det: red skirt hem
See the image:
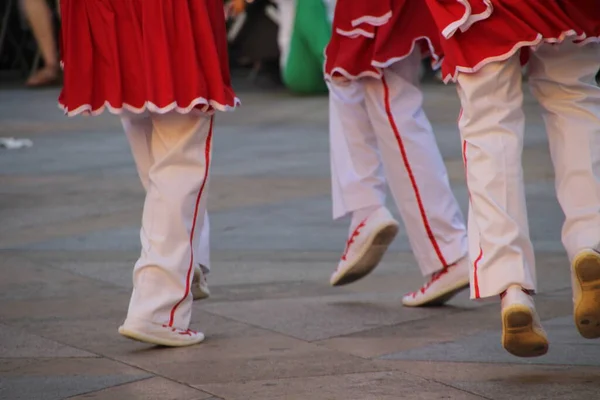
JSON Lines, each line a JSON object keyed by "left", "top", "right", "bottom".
{"left": 325, "top": 37, "right": 441, "bottom": 81}
{"left": 425, "top": 0, "right": 600, "bottom": 82}
{"left": 440, "top": 32, "right": 600, "bottom": 83}
{"left": 58, "top": 0, "right": 238, "bottom": 117}
{"left": 324, "top": 0, "right": 443, "bottom": 81}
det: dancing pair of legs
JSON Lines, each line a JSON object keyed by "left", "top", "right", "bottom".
{"left": 329, "top": 50, "right": 470, "bottom": 306}
{"left": 458, "top": 41, "right": 600, "bottom": 357}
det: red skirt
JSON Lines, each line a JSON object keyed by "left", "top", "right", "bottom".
{"left": 425, "top": 0, "right": 600, "bottom": 82}
{"left": 324, "top": 0, "right": 443, "bottom": 81}
{"left": 58, "top": 0, "right": 239, "bottom": 116}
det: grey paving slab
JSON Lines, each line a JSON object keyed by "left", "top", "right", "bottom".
{"left": 0, "top": 323, "right": 95, "bottom": 358}
{"left": 204, "top": 181, "right": 560, "bottom": 252}
{"left": 7, "top": 309, "right": 276, "bottom": 358}
{"left": 13, "top": 196, "right": 437, "bottom": 253}
{"left": 197, "top": 370, "right": 486, "bottom": 400}
{"left": 8, "top": 180, "right": 562, "bottom": 255}
{"left": 6, "top": 314, "right": 159, "bottom": 357}
{"left": 41, "top": 252, "right": 422, "bottom": 289}
{"left": 201, "top": 291, "right": 463, "bottom": 341}
{"left": 40, "top": 260, "right": 134, "bottom": 289}
{"left": 111, "top": 332, "right": 390, "bottom": 386}
{"left": 0, "top": 197, "right": 139, "bottom": 234}
{"left": 381, "top": 316, "right": 600, "bottom": 366}
{"left": 392, "top": 361, "right": 600, "bottom": 400}
{"left": 0, "top": 289, "right": 129, "bottom": 321}
{"left": 317, "top": 291, "right": 573, "bottom": 358}
{"left": 0, "top": 359, "right": 39, "bottom": 373}
{"left": 0, "top": 254, "right": 125, "bottom": 302}
{"left": 0, "top": 133, "right": 132, "bottom": 175}
{"left": 0, "top": 357, "right": 150, "bottom": 400}
{"left": 210, "top": 125, "right": 331, "bottom": 178}
{"left": 68, "top": 377, "right": 214, "bottom": 400}
{"left": 2, "top": 258, "right": 127, "bottom": 317}
{"left": 14, "top": 226, "right": 143, "bottom": 251}
{"left": 0, "top": 376, "right": 145, "bottom": 400}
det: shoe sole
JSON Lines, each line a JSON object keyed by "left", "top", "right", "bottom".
{"left": 573, "top": 250, "right": 600, "bottom": 339}
{"left": 118, "top": 326, "right": 205, "bottom": 347}
{"left": 403, "top": 280, "right": 470, "bottom": 307}
{"left": 501, "top": 304, "right": 548, "bottom": 358}
{"left": 331, "top": 223, "right": 399, "bottom": 286}
{"left": 192, "top": 266, "right": 210, "bottom": 301}
{"left": 191, "top": 285, "right": 210, "bottom": 301}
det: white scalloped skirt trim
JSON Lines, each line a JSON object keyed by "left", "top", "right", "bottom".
{"left": 335, "top": 27, "right": 375, "bottom": 39}
{"left": 442, "top": 31, "right": 600, "bottom": 83}
{"left": 59, "top": 97, "right": 241, "bottom": 117}
{"left": 324, "top": 36, "right": 442, "bottom": 82}
{"left": 336, "top": 11, "right": 393, "bottom": 39}
{"left": 351, "top": 11, "right": 393, "bottom": 28}
{"left": 441, "top": 0, "right": 493, "bottom": 39}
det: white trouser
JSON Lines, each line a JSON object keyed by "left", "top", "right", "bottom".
{"left": 123, "top": 115, "right": 211, "bottom": 273}
{"left": 329, "top": 49, "right": 468, "bottom": 276}
{"left": 121, "top": 112, "right": 213, "bottom": 329}
{"left": 457, "top": 41, "right": 600, "bottom": 299}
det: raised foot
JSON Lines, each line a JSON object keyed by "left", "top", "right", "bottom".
{"left": 502, "top": 304, "right": 548, "bottom": 358}
{"left": 572, "top": 249, "right": 600, "bottom": 339}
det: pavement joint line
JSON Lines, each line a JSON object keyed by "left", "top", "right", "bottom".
{"left": 62, "top": 376, "right": 225, "bottom": 400}
{"left": 62, "top": 376, "right": 155, "bottom": 399}
{"left": 194, "top": 369, "right": 407, "bottom": 388}
{"left": 388, "top": 359, "right": 600, "bottom": 368}
{"left": 425, "top": 377, "right": 492, "bottom": 400}
{"left": 0, "top": 252, "right": 132, "bottom": 292}
{"left": 0, "top": 320, "right": 217, "bottom": 398}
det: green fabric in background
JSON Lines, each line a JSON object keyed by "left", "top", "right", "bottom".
{"left": 282, "top": 0, "right": 332, "bottom": 94}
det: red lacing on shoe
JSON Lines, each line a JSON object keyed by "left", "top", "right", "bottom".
{"left": 407, "top": 263, "right": 454, "bottom": 299}
{"left": 499, "top": 287, "right": 535, "bottom": 300}
{"left": 340, "top": 219, "right": 367, "bottom": 262}
{"left": 161, "top": 324, "right": 197, "bottom": 336}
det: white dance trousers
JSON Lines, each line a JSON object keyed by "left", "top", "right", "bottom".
{"left": 121, "top": 111, "right": 213, "bottom": 328}
{"left": 457, "top": 41, "right": 600, "bottom": 299}
{"left": 329, "top": 50, "right": 468, "bottom": 276}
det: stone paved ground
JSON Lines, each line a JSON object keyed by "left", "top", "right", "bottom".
{"left": 1, "top": 81, "right": 599, "bottom": 400}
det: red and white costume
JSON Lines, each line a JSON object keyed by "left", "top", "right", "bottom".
{"left": 59, "top": 0, "right": 238, "bottom": 346}
{"left": 325, "top": 0, "right": 470, "bottom": 306}
{"left": 425, "top": 0, "right": 600, "bottom": 356}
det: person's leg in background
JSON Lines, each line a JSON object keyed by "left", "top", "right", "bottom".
{"left": 21, "top": 0, "right": 60, "bottom": 86}
{"left": 122, "top": 114, "right": 211, "bottom": 302}
{"left": 192, "top": 214, "right": 211, "bottom": 300}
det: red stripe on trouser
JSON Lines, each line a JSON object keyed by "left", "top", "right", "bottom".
{"left": 168, "top": 116, "right": 213, "bottom": 327}
{"left": 381, "top": 75, "right": 448, "bottom": 267}
{"left": 461, "top": 132, "right": 481, "bottom": 298}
